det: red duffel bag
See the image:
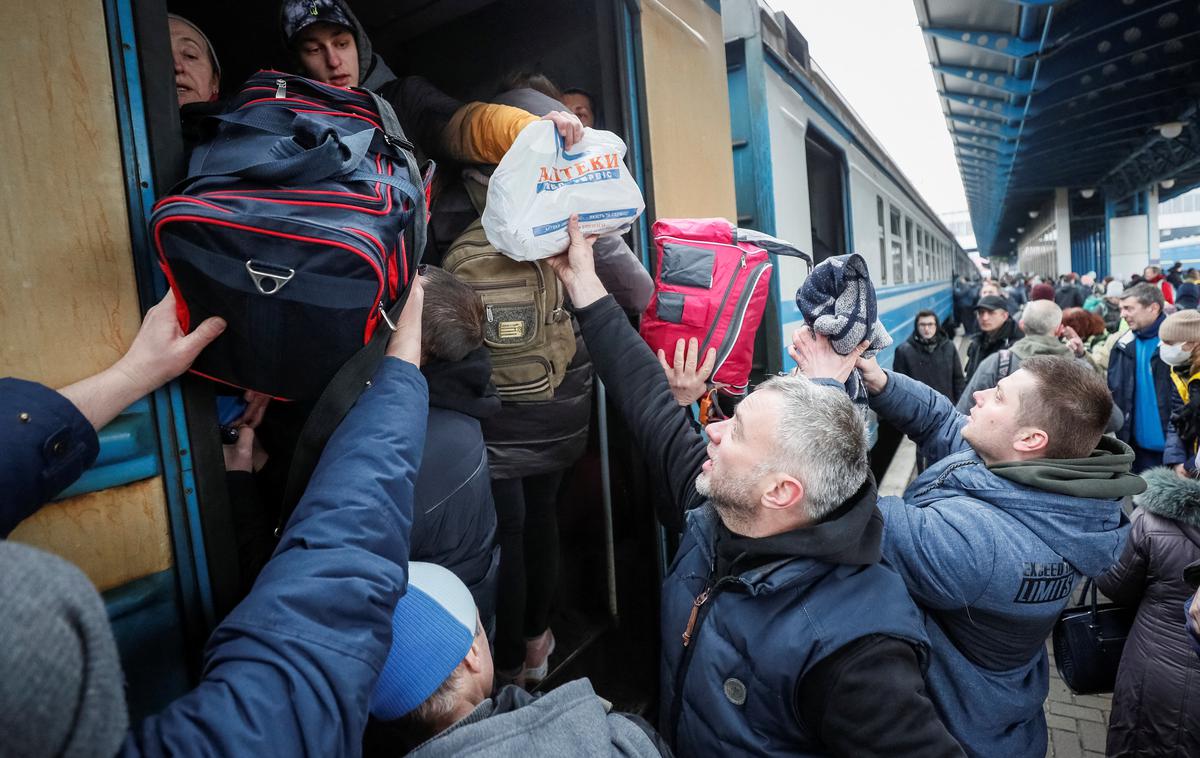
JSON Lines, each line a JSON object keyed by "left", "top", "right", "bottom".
{"left": 639, "top": 218, "right": 809, "bottom": 396}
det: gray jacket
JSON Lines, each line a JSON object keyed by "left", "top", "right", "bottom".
{"left": 407, "top": 679, "right": 666, "bottom": 757}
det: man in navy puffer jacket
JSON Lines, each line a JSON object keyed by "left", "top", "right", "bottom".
{"left": 550, "top": 218, "right": 963, "bottom": 757}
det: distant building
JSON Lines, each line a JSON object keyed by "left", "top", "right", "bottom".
{"left": 941, "top": 209, "right": 990, "bottom": 277}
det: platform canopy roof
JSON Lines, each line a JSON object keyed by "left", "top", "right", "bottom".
{"left": 914, "top": 0, "right": 1200, "bottom": 258}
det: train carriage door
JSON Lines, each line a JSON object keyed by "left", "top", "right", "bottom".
{"left": 636, "top": 0, "right": 737, "bottom": 220}
{"left": 804, "top": 128, "right": 847, "bottom": 264}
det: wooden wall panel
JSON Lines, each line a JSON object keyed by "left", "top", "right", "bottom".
{"left": 0, "top": 2, "right": 176, "bottom": 588}
{"left": 9, "top": 479, "right": 174, "bottom": 592}
{"left": 0, "top": 0, "right": 143, "bottom": 387}
{"left": 639, "top": 0, "right": 738, "bottom": 221}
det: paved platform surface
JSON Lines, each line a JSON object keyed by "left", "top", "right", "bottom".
{"left": 1043, "top": 641, "right": 1111, "bottom": 758}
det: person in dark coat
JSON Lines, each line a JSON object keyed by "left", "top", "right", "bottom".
{"left": 953, "top": 277, "right": 980, "bottom": 335}
{"left": 1174, "top": 269, "right": 1199, "bottom": 310}
{"left": 454, "top": 86, "right": 653, "bottom": 687}
{"left": 892, "top": 309, "right": 964, "bottom": 403}
{"left": 551, "top": 218, "right": 964, "bottom": 758}
{"left": 1054, "top": 274, "right": 1085, "bottom": 310}
{"left": 410, "top": 267, "right": 503, "bottom": 630}
{"left": 1096, "top": 467, "right": 1200, "bottom": 758}
{"left": 964, "top": 295, "right": 1023, "bottom": 381}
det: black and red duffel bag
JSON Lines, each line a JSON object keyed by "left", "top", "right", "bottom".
{"left": 151, "top": 70, "right": 429, "bottom": 401}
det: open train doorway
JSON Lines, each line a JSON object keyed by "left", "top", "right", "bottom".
{"left": 804, "top": 128, "right": 847, "bottom": 264}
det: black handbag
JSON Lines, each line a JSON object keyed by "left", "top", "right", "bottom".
{"left": 1052, "top": 579, "right": 1136, "bottom": 695}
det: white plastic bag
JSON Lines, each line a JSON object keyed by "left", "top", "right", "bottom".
{"left": 482, "top": 121, "right": 645, "bottom": 261}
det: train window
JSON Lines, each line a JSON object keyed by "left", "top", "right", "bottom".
{"left": 889, "top": 206, "right": 903, "bottom": 283}
{"left": 904, "top": 217, "right": 915, "bottom": 281}
{"left": 876, "top": 196, "right": 887, "bottom": 285}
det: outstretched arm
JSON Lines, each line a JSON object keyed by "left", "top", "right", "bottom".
{"left": 125, "top": 280, "right": 430, "bottom": 757}
{"left": 2, "top": 291, "right": 224, "bottom": 536}
{"left": 549, "top": 217, "right": 706, "bottom": 534}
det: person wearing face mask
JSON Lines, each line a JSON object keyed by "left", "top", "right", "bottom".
{"left": 1160, "top": 310, "right": 1200, "bottom": 476}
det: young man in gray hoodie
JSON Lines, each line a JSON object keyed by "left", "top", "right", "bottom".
{"left": 795, "top": 334, "right": 1145, "bottom": 758}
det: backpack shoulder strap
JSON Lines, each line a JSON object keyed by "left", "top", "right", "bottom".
{"left": 278, "top": 89, "right": 428, "bottom": 525}
{"left": 997, "top": 350, "right": 1013, "bottom": 380}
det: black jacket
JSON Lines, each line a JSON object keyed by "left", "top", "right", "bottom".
{"left": 414, "top": 348, "right": 502, "bottom": 624}
{"left": 964, "top": 318, "right": 1023, "bottom": 381}
{"left": 893, "top": 331, "right": 966, "bottom": 403}
{"left": 1054, "top": 283, "right": 1085, "bottom": 310}
{"left": 575, "top": 295, "right": 964, "bottom": 758}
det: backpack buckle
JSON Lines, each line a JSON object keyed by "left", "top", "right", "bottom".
{"left": 245, "top": 260, "right": 295, "bottom": 295}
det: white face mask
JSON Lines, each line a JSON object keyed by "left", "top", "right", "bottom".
{"left": 1159, "top": 342, "right": 1193, "bottom": 367}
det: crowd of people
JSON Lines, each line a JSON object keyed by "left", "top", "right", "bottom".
{"left": 5, "top": 1, "right": 1200, "bottom": 756}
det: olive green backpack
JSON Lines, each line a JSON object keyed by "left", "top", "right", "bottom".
{"left": 442, "top": 181, "right": 576, "bottom": 401}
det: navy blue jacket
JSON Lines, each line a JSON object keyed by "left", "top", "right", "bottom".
{"left": 0, "top": 378, "right": 100, "bottom": 537}
{"left": 576, "top": 296, "right": 962, "bottom": 757}
{"left": 414, "top": 349, "right": 501, "bottom": 627}
{"left": 1108, "top": 329, "right": 1174, "bottom": 448}
{"left": 122, "top": 359, "right": 428, "bottom": 756}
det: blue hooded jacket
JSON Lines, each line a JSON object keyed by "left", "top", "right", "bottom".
{"left": 870, "top": 371, "right": 1141, "bottom": 757}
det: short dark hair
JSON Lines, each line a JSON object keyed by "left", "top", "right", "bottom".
{"left": 1120, "top": 282, "right": 1165, "bottom": 311}
{"left": 500, "top": 71, "right": 563, "bottom": 102}
{"left": 914, "top": 309, "right": 938, "bottom": 325}
{"left": 1017, "top": 356, "right": 1111, "bottom": 458}
{"left": 420, "top": 267, "right": 484, "bottom": 363}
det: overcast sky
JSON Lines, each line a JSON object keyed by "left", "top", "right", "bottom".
{"left": 772, "top": 0, "right": 969, "bottom": 216}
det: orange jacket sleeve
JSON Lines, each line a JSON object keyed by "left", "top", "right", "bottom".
{"left": 444, "top": 103, "right": 539, "bottom": 164}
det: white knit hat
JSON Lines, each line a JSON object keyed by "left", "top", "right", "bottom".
{"left": 1106, "top": 280, "right": 1124, "bottom": 297}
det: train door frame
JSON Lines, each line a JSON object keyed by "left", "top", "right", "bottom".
{"left": 801, "top": 122, "right": 853, "bottom": 265}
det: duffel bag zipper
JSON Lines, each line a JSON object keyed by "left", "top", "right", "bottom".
{"left": 711, "top": 261, "right": 771, "bottom": 374}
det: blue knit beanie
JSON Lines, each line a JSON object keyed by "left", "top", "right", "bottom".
{"left": 371, "top": 562, "right": 478, "bottom": 720}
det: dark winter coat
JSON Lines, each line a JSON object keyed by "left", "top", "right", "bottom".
{"left": 892, "top": 330, "right": 965, "bottom": 403}
{"left": 1054, "top": 283, "right": 1085, "bottom": 311}
{"left": 1163, "top": 369, "right": 1200, "bottom": 472}
{"left": 414, "top": 349, "right": 502, "bottom": 625}
{"left": 1174, "top": 281, "right": 1199, "bottom": 310}
{"left": 1095, "top": 467, "right": 1200, "bottom": 758}
{"left": 964, "top": 318, "right": 1023, "bottom": 381}
{"left": 1108, "top": 328, "right": 1175, "bottom": 447}
{"left": 576, "top": 296, "right": 964, "bottom": 758}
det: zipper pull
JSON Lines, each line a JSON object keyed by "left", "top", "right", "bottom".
{"left": 682, "top": 587, "right": 712, "bottom": 647}
{"left": 740, "top": 252, "right": 747, "bottom": 269}
{"left": 275, "top": 78, "right": 287, "bottom": 99}
{"left": 486, "top": 304, "right": 495, "bottom": 322}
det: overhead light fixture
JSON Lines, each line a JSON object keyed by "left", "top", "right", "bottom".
{"left": 1159, "top": 122, "right": 1184, "bottom": 139}
{"left": 1010, "top": 237, "right": 1016, "bottom": 242}
{"left": 1028, "top": 210, "right": 1040, "bottom": 219}
{"left": 1080, "top": 188, "right": 1096, "bottom": 199}
{"left": 1161, "top": 178, "right": 1176, "bottom": 189}
{"left": 1017, "top": 227, "right": 1025, "bottom": 233}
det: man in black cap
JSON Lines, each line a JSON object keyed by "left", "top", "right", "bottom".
{"left": 278, "top": 0, "right": 582, "bottom": 166}
{"left": 964, "top": 295, "right": 1023, "bottom": 382}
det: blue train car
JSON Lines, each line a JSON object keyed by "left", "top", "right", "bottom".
{"left": 722, "top": 0, "right": 975, "bottom": 379}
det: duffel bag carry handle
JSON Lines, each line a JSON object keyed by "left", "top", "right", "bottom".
{"left": 277, "top": 89, "right": 428, "bottom": 528}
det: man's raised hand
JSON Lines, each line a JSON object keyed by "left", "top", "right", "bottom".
{"left": 546, "top": 214, "right": 606, "bottom": 307}
{"left": 787, "top": 326, "right": 869, "bottom": 384}
{"left": 658, "top": 338, "right": 717, "bottom": 407}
